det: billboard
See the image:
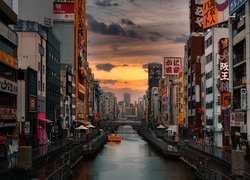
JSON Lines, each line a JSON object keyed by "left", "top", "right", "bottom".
{"left": 163, "top": 57, "right": 182, "bottom": 75}
{"left": 148, "top": 63, "right": 162, "bottom": 88}
{"left": 53, "top": 2, "right": 74, "bottom": 21}
{"left": 229, "top": 0, "right": 247, "bottom": 15}
{"left": 203, "top": 0, "right": 229, "bottom": 29}
{"left": 190, "top": 0, "right": 204, "bottom": 32}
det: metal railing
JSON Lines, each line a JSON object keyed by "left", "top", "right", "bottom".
{"left": 188, "top": 140, "right": 231, "bottom": 164}
{"left": 32, "top": 138, "right": 69, "bottom": 160}
{"left": 197, "top": 165, "right": 233, "bottom": 180}
{"left": 139, "top": 129, "right": 178, "bottom": 154}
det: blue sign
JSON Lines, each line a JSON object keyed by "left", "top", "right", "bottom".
{"left": 229, "top": 0, "right": 247, "bottom": 15}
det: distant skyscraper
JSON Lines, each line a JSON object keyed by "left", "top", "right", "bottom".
{"left": 124, "top": 93, "right": 131, "bottom": 107}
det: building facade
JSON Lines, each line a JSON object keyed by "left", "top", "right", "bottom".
{"left": 0, "top": 0, "right": 18, "bottom": 160}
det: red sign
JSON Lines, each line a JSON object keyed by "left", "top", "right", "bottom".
{"left": 29, "top": 96, "right": 36, "bottom": 112}
{"left": 163, "top": 57, "right": 181, "bottom": 75}
{"left": 53, "top": 3, "right": 74, "bottom": 21}
{"left": 223, "top": 110, "right": 231, "bottom": 136}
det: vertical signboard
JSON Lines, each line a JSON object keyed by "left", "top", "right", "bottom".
{"left": 148, "top": 63, "right": 162, "bottom": 88}
{"left": 163, "top": 57, "right": 182, "bottom": 76}
{"left": 190, "top": 0, "right": 204, "bottom": 32}
{"left": 229, "top": 0, "right": 247, "bottom": 15}
{"left": 240, "top": 88, "right": 246, "bottom": 109}
{"left": 219, "top": 38, "right": 231, "bottom": 137}
{"left": 203, "top": 0, "right": 229, "bottom": 29}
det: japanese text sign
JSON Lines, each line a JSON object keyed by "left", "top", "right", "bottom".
{"left": 190, "top": 0, "right": 204, "bottom": 32}
{"left": 203, "top": 0, "right": 229, "bottom": 29}
{"left": 229, "top": 0, "right": 247, "bottom": 15}
{"left": 163, "top": 57, "right": 182, "bottom": 75}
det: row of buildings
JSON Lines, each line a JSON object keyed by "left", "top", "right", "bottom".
{"left": 0, "top": 0, "right": 110, "bottom": 162}
{"left": 137, "top": 0, "right": 250, "bottom": 150}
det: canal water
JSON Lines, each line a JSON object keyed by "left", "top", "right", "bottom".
{"left": 73, "top": 126, "right": 195, "bottom": 180}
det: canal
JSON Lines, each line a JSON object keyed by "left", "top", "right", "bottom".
{"left": 73, "top": 126, "right": 195, "bottom": 180}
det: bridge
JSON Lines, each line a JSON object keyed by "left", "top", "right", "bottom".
{"left": 104, "top": 119, "right": 142, "bottom": 126}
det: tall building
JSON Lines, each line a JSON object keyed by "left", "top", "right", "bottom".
{"left": 0, "top": 0, "right": 18, "bottom": 159}
{"left": 123, "top": 93, "right": 131, "bottom": 107}
{"left": 148, "top": 63, "right": 162, "bottom": 128}
{"left": 15, "top": 21, "right": 49, "bottom": 145}
{"left": 229, "top": 1, "right": 250, "bottom": 147}
{"left": 204, "top": 27, "right": 228, "bottom": 147}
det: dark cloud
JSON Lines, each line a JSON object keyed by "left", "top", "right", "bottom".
{"left": 95, "top": 0, "right": 119, "bottom": 6}
{"left": 149, "top": 31, "right": 164, "bottom": 42}
{"left": 127, "top": 30, "right": 143, "bottom": 39}
{"left": 100, "top": 79, "right": 118, "bottom": 85}
{"left": 96, "top": 63, "right": 116, "bottom": 71}
{"left": 121, "top": 18, "right": 135, "bottom": 26}
{"left": 87, "top": 14, "right": 142, "bottom": 40}
{"left": 87, "top": 14, "right": 125, "bottom": 36}
{"left": 174, "top": 34, "right": 188, "bottom": 43}
{"left": 149, "top": 31, "right": 164, "bottom": 38}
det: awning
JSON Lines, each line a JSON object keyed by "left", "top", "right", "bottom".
{"left": 86, "top": 124, "right": 95, "bottom": 128}
{"left": 75, "top": 125, "right": 88, "bottom": 130}
{"left": 74, "top": 120, "right": 90, "bottom": 125}
{"left": 157, "top": 125, "right": 165, "bottom": 129}
{"left": 39, "top": 118, "right": 53, "bottom": 124}
{"left": 166, "top": 125, "right": 178, "bottom": 132}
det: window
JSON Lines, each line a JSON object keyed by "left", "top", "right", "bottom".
{"left": 206, "top": 71, "right": 212, "bottom": 79}
{"left": 205, "top": 36, "right": 212, "bottom": 48}
{"left": 206, "top": 101, "right": 213, "bottom": 109}
{"left": 206, "top": 53, "right": 212, "bottom": 64}
{"left": 206, "top": 87, "right": 213, "bottom": 94}
{"left": 42, "top": 82, "right": 45, "bottom": 92}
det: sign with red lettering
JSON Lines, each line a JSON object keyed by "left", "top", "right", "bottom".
{"left": 163, "top": 57, "right": 182, "bottom": 75}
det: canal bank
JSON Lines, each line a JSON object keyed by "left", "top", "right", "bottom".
{"left": 73, "top": 126, "right": 195, "bottom": 180}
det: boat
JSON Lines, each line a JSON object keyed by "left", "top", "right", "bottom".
{"left": 107, "top": 134, "right": 121, "bottom": 142}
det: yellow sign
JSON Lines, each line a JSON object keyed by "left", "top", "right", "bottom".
{"left": 0, "top": 49, "right": 17, "bottom": 69}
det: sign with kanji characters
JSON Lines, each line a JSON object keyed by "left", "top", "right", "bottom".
{"left": 218, "top": 38, "right": 230, "bottom": 92}
{"left": 203, "top": 0, "right": 229, "bottom": 29}
{"left": 163, "top": 57, "right": 182, "bottom": 75}
{"left": 190, "top": 0, "right": 204, "bottom": 32}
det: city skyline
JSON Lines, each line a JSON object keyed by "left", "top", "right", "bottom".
{"left": 86, "top": 0, "right": 189, "bottom": 101}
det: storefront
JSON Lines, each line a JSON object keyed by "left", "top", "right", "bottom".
{"left": 37, "top": 112, "right": 53, "bottom": 145}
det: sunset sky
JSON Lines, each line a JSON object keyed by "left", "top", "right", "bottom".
{"left": 86, "top": 0, "right": 189, "bottom": 102}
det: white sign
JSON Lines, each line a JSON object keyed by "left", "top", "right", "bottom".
{"left": 163, "top": 57, "right": 182, "bottom": 75}
{"left": 0, "top": 77, "right": 17, "bottom": 95}
{"left": 241, "top": 88, "right": 247, "bottom": 109}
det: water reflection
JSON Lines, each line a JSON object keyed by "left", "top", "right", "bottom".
{"left": 73, "top": 126, "right": 194, "bottom": 180}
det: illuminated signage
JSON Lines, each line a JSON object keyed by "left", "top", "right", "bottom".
{"left": 190, "top": 0, "right": 204, "bottom": 32}
{"left": 0, "top": 49, "right": 17, "bottom": 69}
{"left": 0, "top": 107, "right": 17, "bottom": 120}
{"left": 53, "top": 2, "right": 74, "bottom": 21}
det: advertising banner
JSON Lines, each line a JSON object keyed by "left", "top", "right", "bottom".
{"left": 240, "top": 88, "right": 247, "bottom": 109}
{"left": 223, "top": 110, "right": 231, "bottom": 136}
{"left": 163, "top": 57, "right": 182, "bottom": 75}
{"left": 29, "top": 96, "right": 37, "bottom": 112}
{"left": 203, "top": 0, "right": 229, "bottom": 29}
{"left": 0, "top": 49, "right": 17, "bottom": 69}
{"left": 229, "top": 0, "right": 247, "bottom": 15}
{"left": 53, "top": 3, "right": 74, "bottom": 21}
